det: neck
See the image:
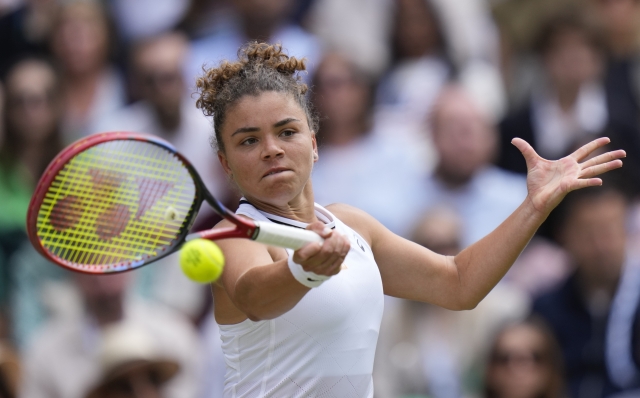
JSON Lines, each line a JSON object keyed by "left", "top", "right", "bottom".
{"left": 242, "top": 20, "right": 277, "bottom": 42}
{"left": 554, "top": 84, "right": 580, "bottom": 112}
{"left": 434, "top": 165, "right": 473, "bottom": 189}
{"left": 19, "top": 143, "right": 48, "bottom": 181}
{"left": 244, "top": 183, "right": 317, "bottom": 223}
{"left": 87, "top": 296, "right": 124, "bottom": 327}
{"left": 154, "top": 104, "right": 182, "bottom": 132}
{"left": 321, "top": 119, "right": 368, "bottom": 146}
{"left": 577, "top": 271, "right": 619, "bottom": 314}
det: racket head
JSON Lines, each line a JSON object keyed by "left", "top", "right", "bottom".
{"left": 27, "top": 132, "right": 207, "bottom": 274}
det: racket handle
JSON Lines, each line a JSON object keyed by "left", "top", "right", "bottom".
{"left": 253, "top": 221, "right": 324, "bottom": 250}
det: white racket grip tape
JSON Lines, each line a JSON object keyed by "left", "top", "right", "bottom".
{"left": 253, "top": 221, "right": 324, "bottom": 250}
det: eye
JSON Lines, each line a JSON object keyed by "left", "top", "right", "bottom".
{"left": 280, "top": 129, "right": 296, "bottom": 138}
{"left": 240, "top": 137, "right": 258, "bottom": 146}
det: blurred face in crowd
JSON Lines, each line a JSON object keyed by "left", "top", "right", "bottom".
{"left": 75, "top": 273, "right": 130, "bottom": 325}
{"left": 5, "top": 60, "right": 60, "bottom": 146}
{"left": 313, "top": 53, "right": 371, "bottom": 135}
{"left": 560, "top": 191, "right": 627, "bottom": 285}
{"left": 133, "top": 33, "right": 188, "bottom": 115}
{"left": 543, "top": 28, "right": 603, "bottom": 92}
{"left": 51, "top": 1, "right": 110, "bottom": 76}
{"left": 487, "top": 324, "right": 557, "bottom": 398}
{"left": 394, "top": 0, "right": 441, "bottom": 59}
{"left": 232, "top": 0, "right": 293, "bottom": 36}
{"left": 431, "top": 87, "right": 496, "bottom": 185}
{"left": 411, "top": 207, "right": 461, "bottom": 256}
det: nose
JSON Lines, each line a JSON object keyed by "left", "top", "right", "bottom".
{"left": 261, "top": 135, "right": 284, "bottom": 160}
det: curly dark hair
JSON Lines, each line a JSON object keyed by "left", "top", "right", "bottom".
{"left": 195, "top": 42, "right": 319, "bottom": 152}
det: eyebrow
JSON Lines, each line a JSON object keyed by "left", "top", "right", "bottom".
{"left": 231, "top": 118, "right": 301, "bottom": 136}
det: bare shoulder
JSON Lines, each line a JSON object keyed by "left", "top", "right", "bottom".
{"left": 325, "top": 203, "right": 385, "bottom": 246}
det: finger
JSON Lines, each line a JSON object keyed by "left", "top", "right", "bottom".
{"left": 306, "top": 221, "right": 333, "bottom": 239}
{"left": 293, "top": 242, "right": 322, "bottom": 264}
{"left": 569, "top": 137, "right": 611, "bottom": 162}
{"left": 317, "top": 232, "right": 348, "bottom": 269}
{"left": 580, "top": 159, "right": 623, "bottom": 179}
{"left": 511, "top": 138, "right": 541, "bottom": 170}
{"left": 580, "top": 149, "right": 626, "bottom": 169}
{"left": 311, "top": 232, "right": 350, "bottom": 275}
{"left": 570, "top": 178, "right": 603, "bottom": 191}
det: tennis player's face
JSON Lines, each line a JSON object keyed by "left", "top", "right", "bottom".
{"left": 218, "top": 91, "right": 317, "bottom": 206}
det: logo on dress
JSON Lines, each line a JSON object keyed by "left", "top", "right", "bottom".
{"left": 354, "top": 234, "right": 365, "bottom": 252}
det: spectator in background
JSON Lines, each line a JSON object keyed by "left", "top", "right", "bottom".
{"left": 484, "top": 318, "right": 565, "bottom": 398}
{"left": 186, "top": 0, "right": 321, "bottom": 86}
{"left": 20, "top": 273, "right": 202, "bottom": 398}
{"left": 83, "top": 323, "right": 180, "bottom": 398}
{"left": 590, "top": 0, "right": 640, "bottom": 196}
{"left": 0, "top": 340, "right": 19, "bottom": 398}
{"left": 499, "top": 11, "right": 608, "bottom": 174}
{"left": 305, "top": 0, "right": 392, "bottom": 77}
{"left": 593, "top": 0, "right": 640, "bottom": 131}
{"left": 374, "top": 207, "right": 529, "bottom": 398}
{"left": 91, "top": 31, "right": 229, "bottom": 319}
{"left": 310, "top": 52, "right": 425, "bottom": 237}
{"left": 533, "top": 186, "right": 640, "bottom": 398}
{"left": 0, "top": 57, "right": 62, "bottom": 236}
{"left": 93, "top": 32, "right": 228, "bottom": 201}
{"left": 51, "top": 0, "right": 126, "bottom": 144}
{"left": 0, "top": 58, "right": 63, "bottom": 308}
{"left": 413, "top": 85, "right": 528, "bottom": 247}
{"left": 376, "top": 0, "right": 451, "bottom": 123}
{"left": 0, "top": 0, "right": 57, "bottom": 76}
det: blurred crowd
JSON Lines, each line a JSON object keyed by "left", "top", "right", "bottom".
{"left": 1, "top": 0, "right": 640, "bottom": 397}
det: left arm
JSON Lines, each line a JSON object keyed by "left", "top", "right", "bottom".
{"left": 335, "top": 137, "right": 625, "bottom": 310}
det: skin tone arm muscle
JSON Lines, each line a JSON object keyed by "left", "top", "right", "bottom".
{"left": 333, "top": 137, "right": 626, "bottom": 310}
{"left": 213, "top": 219, "right": 349, "bottom": 323}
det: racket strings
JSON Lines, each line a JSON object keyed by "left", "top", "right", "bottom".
{"left": 36, "top": 140, "right": 198, "bottom": 271}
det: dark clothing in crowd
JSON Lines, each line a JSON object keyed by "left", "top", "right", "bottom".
{"left": 0, "top": 6, "right": 48, "bottom": 77}
{"left": 533, "top": 273, "right": 640, "bottom": 398}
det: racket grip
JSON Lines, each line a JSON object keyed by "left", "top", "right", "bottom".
{"left": 253, "top": 221, "right": 324, "bottom": 250}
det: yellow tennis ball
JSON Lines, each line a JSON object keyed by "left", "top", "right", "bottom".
{"left": 179, "top": 239, "right": 225, "bottom": 284}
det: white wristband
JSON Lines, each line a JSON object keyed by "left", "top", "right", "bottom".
{"left": 287, "top": 256, "right": 331, "bottom": 288}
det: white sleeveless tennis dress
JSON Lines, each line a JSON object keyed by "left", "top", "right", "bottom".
{"left": 218, "top": 200, "right": 384, "bottom": 398}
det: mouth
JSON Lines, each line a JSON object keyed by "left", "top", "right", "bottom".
{"left": 262, "top": 167, "right": 291, "bottom": 179}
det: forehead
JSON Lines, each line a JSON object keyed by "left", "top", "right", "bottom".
{"left": 223, "top": 91, "right": 307, "bottom": 131}
{"left": 7, "top": 62, "right": 55, "bottom": 93}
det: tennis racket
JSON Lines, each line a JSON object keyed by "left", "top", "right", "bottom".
{"left": 26, "top": 131, "right": 323, "bottom": 274}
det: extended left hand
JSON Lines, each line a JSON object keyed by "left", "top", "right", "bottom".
{"left": 512, "top": 137, "right": 626, "bottom": 216}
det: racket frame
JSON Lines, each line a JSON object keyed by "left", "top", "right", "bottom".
{"left": 26, "top": 131, "right": 259, "bottom": 274}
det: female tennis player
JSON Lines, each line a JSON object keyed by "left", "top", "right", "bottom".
{"left": 195, "top": 42, "right": 624, "bottom": 398}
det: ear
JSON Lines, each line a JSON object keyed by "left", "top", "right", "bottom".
{"left": 311, "top": 134, "right": 319, "bottom": 163}
{"left": 217, "top": 150, "right": 233, "bottom": 178}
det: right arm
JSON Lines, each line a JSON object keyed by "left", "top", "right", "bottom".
{"left": 213, "top": 219, "right": 349, "bottom": 322}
